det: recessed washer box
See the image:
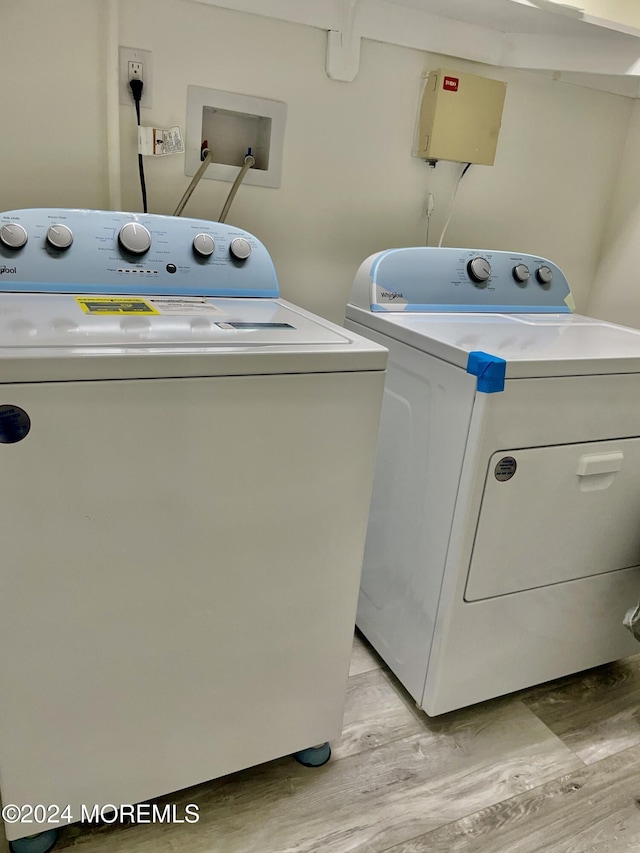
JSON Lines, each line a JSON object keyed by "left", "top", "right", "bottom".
{"left": 185, "top": 86, "right": 286, "bottom": 188}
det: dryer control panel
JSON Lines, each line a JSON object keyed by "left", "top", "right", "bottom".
{"left": 350, "top": 247, "right": 573, "bottom": 313}
{"left": 0, "top": 209, "right": 279, "bottom": 297}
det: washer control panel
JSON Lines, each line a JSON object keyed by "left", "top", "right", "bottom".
{"left": 350, "top": 247, "right": 573, "bottom": 313}
{"left": 0, "top": 209, "right": 278, "bottom": 297}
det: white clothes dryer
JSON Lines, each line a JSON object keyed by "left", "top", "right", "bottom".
{"left": 0, "top": 209, "right": 387, "bottom": 849}
{"left": 345, "top": 246, "right": 640, "bottom": 716}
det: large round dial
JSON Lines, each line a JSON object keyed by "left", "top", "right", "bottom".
{"left": 512, "top": 263, "right": 530, "bottom": 283}
{"left": 536, "top": 265, "right": 553, "bottom": 285}
{"left": 193, "top": 233, "right": 215, "bottom": 257}
{"left": 0, "top": 223, "right": 27, "bottom": 249}
{"left": 46, "top": 224, "right": 73, "bottom": 250}
{"left": 230, "top": 237, "right": 251, "bottom": 261}
{"left": 467, "top": 256, "right": 491, "bottom": 285}
{"left": 118, "top": 222, "right": 152, "bottom": 255}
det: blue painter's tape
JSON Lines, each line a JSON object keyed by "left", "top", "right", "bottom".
{"left": 466, "top": 351, "right": 506, "bottom": 393}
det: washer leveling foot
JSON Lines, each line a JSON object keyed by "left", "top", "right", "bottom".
{"left": 293, "top": 742, "right": 331, "bottom": 767}
{"left": 9, "top": 829, "right": 58, "bottom": 853}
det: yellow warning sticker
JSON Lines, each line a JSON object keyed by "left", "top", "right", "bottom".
{"left": 76, "top": 297, "right": 160, "bottom": 315}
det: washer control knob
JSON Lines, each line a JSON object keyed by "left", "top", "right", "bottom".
{"left": 46, "top": 224, "right": 73, "bottom": 250}
{"left": 0, "top": 223, "right": 28, "bottom": 249}
{"left": 230, "top": 237, "right": 252, "bottom": 261}
{"left": 467, "top": 256, "right": 491, "bottom": 285}
{"left": 512, "top": 263, "right": 530, "bottom": 283}
{"left": 536, "top": 265, "right": 553, "bottom": 285}
{"left": 118, "top": 222, "right": 152, "bottom": 255}
{"left": 193, "top": 233, "right": 215, "bottom": 257}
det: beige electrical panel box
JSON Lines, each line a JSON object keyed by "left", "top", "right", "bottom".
{"left": 416, "top": 69, "right": 506, "bottom": 166}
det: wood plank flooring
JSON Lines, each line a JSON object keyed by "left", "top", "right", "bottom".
{"left": 14, "top": 634, "right": 640, "bottom": 852}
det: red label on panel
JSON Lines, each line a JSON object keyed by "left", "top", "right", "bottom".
{"left": 443, "top": 76, "right": 459, "bottom": 92}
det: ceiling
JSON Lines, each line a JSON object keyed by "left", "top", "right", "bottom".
{"left": 383, "top": 0, "right": 640, "bottom": 37}
{"left": 189, "top": 0, "right": 640, "bottom": 94}
{"left": 384, "top": 0, "right": 591, "bottom": 35}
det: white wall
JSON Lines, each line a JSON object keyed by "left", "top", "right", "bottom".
{"left": 588, "top": 99, "right": 640, "bottom": 328}
{"left": 0, "top": 0, "right": 109, "bottom": 210}
{"left": 0, "top": 0, "right": 633, "bottom": 323}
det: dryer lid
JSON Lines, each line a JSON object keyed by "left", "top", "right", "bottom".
{"left": 346, "top": 307, "right": 640, "bottom": 379}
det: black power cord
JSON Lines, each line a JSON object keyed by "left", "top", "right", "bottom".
{"left": 129, "top": 78, "right": 148, "bottom": 213}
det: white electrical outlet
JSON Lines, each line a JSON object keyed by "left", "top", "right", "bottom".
{"left": 128, "top": 61, "right": 143, "bottom": 82}
{"left": 119, "top": 47, "right": 152, "bottom": 108}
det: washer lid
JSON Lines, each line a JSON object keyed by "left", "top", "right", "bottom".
{"left": 0, "top": 295, "right": 387, "bottom": 381}
{"left": 345, "top": 306, "right": 640, "bottom": 378}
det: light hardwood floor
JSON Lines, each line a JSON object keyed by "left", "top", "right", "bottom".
{"left": 30, "top": 634, "right": 640, "bottom": 852}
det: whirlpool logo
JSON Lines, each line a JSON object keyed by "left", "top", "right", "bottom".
{"left": 380, "top": 291, "right": 403, "bottom": 300}
{"left": 0, "top": 266, "right": 16, "bottom": 275}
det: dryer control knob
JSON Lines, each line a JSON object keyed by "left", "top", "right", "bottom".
{"left": 193, "top": 233, "right": 215, "bottom": 257}
{"left": 46, "top": 224, "right": 73, "bottom": 250}
{"left": 512, "top": 263, "right": 530, "bottom": 283}
{"left": 0, "top": 223, "right": 27, "bottom": 249}
{"left": 230, "top": 237, "right": 251, "bottom": 261}
{"left": 536, "top": 265, "right": 553, "bottom": 285}
{"left": 467, "top": 256, "right": 491, "bottom": 285}
{"left": 118, "top": 222, "right": 152, "bottom": 255}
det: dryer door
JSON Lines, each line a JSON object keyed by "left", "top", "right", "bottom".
{"left": 464, "top": 438, "right": 640, "bottom": 601}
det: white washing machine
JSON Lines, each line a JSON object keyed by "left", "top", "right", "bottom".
{"left": 0, "top": 209, "right": 387, "bottom": 848}
{"left": 345, "top": 246, "right": 640, "bottom": 717}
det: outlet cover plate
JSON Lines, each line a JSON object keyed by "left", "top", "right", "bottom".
{"left": 119, "top": 46, "right": 153, "bottom": 109}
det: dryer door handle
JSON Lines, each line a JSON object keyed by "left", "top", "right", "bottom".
{"left": 576, "top": 452, "right": 623, "bottom": 476}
